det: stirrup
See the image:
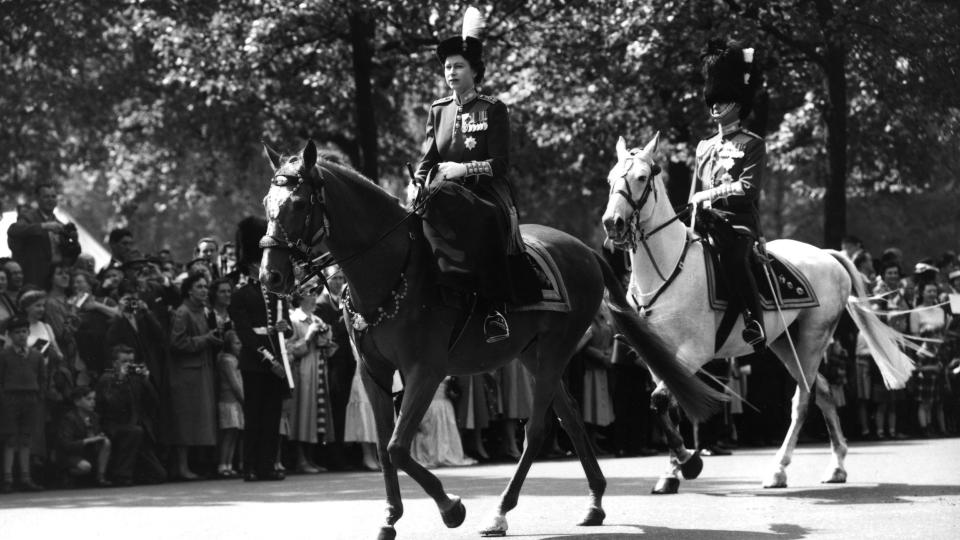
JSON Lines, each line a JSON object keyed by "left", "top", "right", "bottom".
{"left": 742, "top": 318, "right": 765, "bottom": 349}
{"left": 484, "top": 309, "right": 510, "bottom": 343}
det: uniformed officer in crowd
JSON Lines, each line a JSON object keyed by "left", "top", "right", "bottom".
{"left": 690, "top": 39, "right": 767, "bottom": 352}
{"left": 414, "top": 7, "right": 524, "bottom": 344}
{"left": 228, "top": 216, "right": 291, "bottom": 481}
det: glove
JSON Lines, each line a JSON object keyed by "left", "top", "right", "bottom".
{"left": 436, "top": 162, "right": 468, "bottom": 181}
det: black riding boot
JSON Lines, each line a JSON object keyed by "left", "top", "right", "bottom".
{"left": 738, "top": 257, "right": 765, "bottom": 353}
{"left": 484, "top": 304, "right": 510, "bottom": 343}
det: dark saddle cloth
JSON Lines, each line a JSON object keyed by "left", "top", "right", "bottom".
{"left": 703, "top": 241, "right": 819, "bottom": 312}
{"left": 703, "top": 240, "right": 819, "bottom": 352}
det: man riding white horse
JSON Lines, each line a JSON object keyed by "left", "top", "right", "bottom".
{"left": 690, "top": 39, "right": 766, "bottom": 352}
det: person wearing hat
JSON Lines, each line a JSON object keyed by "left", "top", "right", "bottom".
{"left": 689, "top": 39, "right": 767, "bottom": 352}
{"left": 414, "top": 6, "right": 521, "bottom": 343}
{"left": 228, "top": 216, "right": 291, "bottom": 481}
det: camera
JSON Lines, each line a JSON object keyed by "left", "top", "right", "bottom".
{"left": 121, "top": 363, "right": 149, "bottom": 376}
{"left": 121, "top": 297, "right": 140, "bottom": 314}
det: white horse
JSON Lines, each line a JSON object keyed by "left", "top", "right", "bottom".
{"left": 601, "top": 133, "right": 914, "bottom": 491}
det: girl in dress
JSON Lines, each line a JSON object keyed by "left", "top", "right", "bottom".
{"left": 411, "top": 377, "right": 477, "bottom": 468}
{"left": 216, "top": 331, "right": 244, "bottom": 477}
{"left": 343, "top": 356, "right": 380, "bottom": 471}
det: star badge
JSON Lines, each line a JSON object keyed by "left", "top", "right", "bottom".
{"left": 464, "top": 136, "right": 477, "bottom": 150}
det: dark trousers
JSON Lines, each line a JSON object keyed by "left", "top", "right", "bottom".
{"left": 713, "top": 226, "right": 762, "bottom": 321}
{"left": 611, "top": 362, "right": 652, "bottom": 454}
{"left": 241, "top": 370, "right": 286, "bottom": 475}
{"left": 105, "top": 425, "right": 166, "bottom": 483}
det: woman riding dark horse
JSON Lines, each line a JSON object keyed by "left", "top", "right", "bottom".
{"left": 414, "top": 6, "right": 520, "bottom": 343}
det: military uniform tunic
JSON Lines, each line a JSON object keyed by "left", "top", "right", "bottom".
{"left": 694, "top": 125, "right": 765, "bottom": 235}
{"left": 414, "top": 92, "right": 520, "bottom": 302}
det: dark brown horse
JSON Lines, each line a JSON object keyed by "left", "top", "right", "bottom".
{"left": 259, "top": 141, "right": 723, "bottom": 539}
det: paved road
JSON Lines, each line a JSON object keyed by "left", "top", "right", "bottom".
{"left": 1, "top": 438, "right": 958, "bottom": 540}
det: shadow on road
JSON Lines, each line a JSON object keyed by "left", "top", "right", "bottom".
{"left": 532, "top": 522, "right": 809, "bottom": 539}
{"left": 746, "top": 483, "right": 960, "bottom": 505}
{"left": 0, "top": 472, "right": 754, "bottom": 510}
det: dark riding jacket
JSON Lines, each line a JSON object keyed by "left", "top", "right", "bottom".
{"left": 694, "top": 125, "right": 765, "bottom": 235}
{"left": 414, "top": 91, "right": 518, "bottom": 249}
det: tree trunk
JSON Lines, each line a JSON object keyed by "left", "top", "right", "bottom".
{"left": 822, "top": 40, "right": 847, "bottom": 249}
{"left": 348, "top": 10, "right": 379, "bottom": 183}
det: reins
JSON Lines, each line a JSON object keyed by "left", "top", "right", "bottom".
{"left": 263, "top": 163, "right": 443, "bottom": 298}
{"left": 609, "top": 158, "right": 692, "bottom": 312}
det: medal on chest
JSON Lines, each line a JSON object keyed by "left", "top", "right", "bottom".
{"left": 716, "top": 140, "right": 744, "bottom": 174}
{"left": 464, "top": 136, "right": 477, "bottom": 150}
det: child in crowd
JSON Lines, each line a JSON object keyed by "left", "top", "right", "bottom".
{"left": 217, "top": 331, "right": 244, "bottom": 477}
{"left": 56, "top": 386, "right": 112, "bottom": 486}
{"left": 0, "top": 316, "right": 45, "bottom": 492}
{"left": 821, "top": 338, "right": 848, "bottom": 410}
{"left": 411, "top": 377, "right": 477, "bottom": 469}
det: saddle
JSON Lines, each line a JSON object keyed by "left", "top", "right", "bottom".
{"left": 703, "top": 239, "right": 819, "bottom": 351}
{"left": 442, "top": 234, "right": 572, "bottom": 351}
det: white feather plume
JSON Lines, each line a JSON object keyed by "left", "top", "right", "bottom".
{"left": 461, "top": 6, "right": 486, "bottom": 40}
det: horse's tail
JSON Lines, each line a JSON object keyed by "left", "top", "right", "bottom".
{"left": 826, "top": 249, "right": 915, "bottom": 389}
{"left": 593, "top": 251, "right": 726, "bottom": 422}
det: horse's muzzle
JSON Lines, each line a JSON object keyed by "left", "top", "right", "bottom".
{"left": 602, "top": 214, "right": 627, "bottom": 243}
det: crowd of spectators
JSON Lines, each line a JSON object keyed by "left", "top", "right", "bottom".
{"left": 1, "top": 184, "right": 957, "bottom": 495}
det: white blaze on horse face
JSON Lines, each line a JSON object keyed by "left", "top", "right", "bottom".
{"left": 264, "top": 184, "right": 294, "bottom": 221}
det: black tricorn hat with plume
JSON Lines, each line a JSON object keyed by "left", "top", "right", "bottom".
{"left": 436, "top": 7, "right": 486, "bottom": 73}
{"left": 701, "top": 39, "right": 762, "bottom": 118}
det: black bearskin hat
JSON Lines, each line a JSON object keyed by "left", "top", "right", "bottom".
{"left": 436, "top": 7, "right": 486, "bottom": 82}
{"left": 235, "top": 216, "right": 267, "bottom": 270}
{"left": 701, "top": 39, "right": 762, "bottom": 118}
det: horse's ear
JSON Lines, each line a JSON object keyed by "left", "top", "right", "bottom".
{"left": 616, "top": 136, "right": 629, "bottom": 161}
{"left": 262, "top": 141, "right": 282, "bottom": 171}
{"left": 302, "top": 140, "right": 317, "bottom": 171}
{"left": 642, "top": 131, "right": 661, "bottom": 157}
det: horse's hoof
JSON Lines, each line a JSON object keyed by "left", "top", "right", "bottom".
{"left": 441, "top": 496, "right": 466, "bottom": 528}
{"left": 651, "top": 476, "right": 680, "bottom": 494}
{"left": 679, "top": 450, "right": 704, "bottom": 480}
{"left": 577, "top": 506, "right": 605, "bottom": 526}
{"left": 479, "top": 515, "right": 508, "bottom": 537}
{"left": 762, "top": 471, "right": 788, "bottom": 489}
{"left": 821, "top": 468, "right": 847, "bottom": 484}
{"left": 377, "top": 526, "right": 397, "bottom": 540}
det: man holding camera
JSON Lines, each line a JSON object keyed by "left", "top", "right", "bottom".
{"left": 104, "top": 281, "right": 168, "bottom": 389}
{"left": 7, "top": 182, "right": 80, "bottom": 288}
{"left": 94, "top": 345, "right": 167, "bottom": 485}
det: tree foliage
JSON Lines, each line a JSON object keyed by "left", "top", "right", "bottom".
{"left": 2, "top": 0, "right": 957, "bottom": 258}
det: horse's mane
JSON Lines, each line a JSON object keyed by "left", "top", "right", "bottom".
{"left": 315, "top": 158, "right": 402, "bottom": 207}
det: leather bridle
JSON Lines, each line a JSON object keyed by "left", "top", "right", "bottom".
{"left": 608, "top": 153, "right": 693, "bottom": 311}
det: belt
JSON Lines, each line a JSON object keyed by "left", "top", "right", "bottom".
{"left": 253, "top": 327, "right": 268, "bottom": 336}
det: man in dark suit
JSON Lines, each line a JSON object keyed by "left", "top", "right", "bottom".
{"left": 7, "top": 183, "right": 79, "bottom": 288}
{"left": 104, "top": 280, "right": 168, "bottom": 390}
{"left": 95, "top": 345, "right": 167, "bottom": 485}
{"left": 228, "top": 217, "right": 291, "bottom": 481}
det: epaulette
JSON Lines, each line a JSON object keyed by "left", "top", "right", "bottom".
{"left": 477, "top": 94, "right": 499, "bottom": 104}
{"left": 734, "top": 128, "right": 763, "bottom": 141}
{"left": 431, "top": 96, "right": 455, "bottom": 107}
